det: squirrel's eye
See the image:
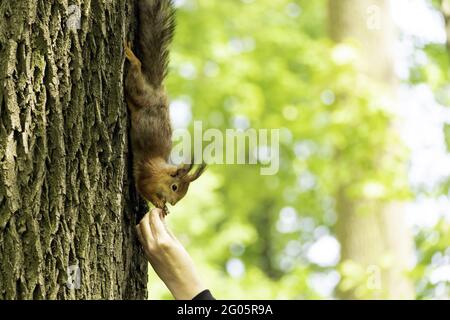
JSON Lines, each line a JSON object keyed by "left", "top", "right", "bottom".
{"left": 171, "top": 184, "right": 178, "bottom": 192}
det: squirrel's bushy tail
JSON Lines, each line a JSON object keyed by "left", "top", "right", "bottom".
{"left": 138, "top": 0, "right": 175, "bottom": 87}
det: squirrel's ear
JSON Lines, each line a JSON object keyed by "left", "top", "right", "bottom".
{"left": 173, "top": 162, "right": 193, "bottom": 177}
{"left": 186, "top": 163, "right": 207, "bottom": 182}
{"left": 165, "top": 165, "right": 179, "bottom": 177}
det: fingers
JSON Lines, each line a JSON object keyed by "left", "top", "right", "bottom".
{"left": 137, "top": 211, "right": 154, "bottom": 249}
{"left": 136, "top": 208, "right": 179, "bottom": 258}
{"left": 157, "top": 212, "right": 180, "bottom": 242}
{"left": 135, "top": 224, "right": 151, "bottom": 258}
{"left": 149, "top": 208, "right": 172, "bottom": 246}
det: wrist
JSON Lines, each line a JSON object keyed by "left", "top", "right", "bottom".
{"left": 167, "top": 276, "right": 206, "bottom": 300}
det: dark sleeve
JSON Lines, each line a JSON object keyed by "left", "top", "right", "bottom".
{"left": 192, "top": 289, "right": 215, "bottom": 300}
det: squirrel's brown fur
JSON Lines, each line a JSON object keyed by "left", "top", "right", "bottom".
{"left": 124, "top": 0, "right": 205, "bottom": 213}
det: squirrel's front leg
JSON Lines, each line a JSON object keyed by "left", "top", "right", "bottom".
{"left": 148, "top": 195, "right": 169, "bottom": 216}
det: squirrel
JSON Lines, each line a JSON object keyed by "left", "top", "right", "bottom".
{"left": 124, "top": 0, "right": 206, "bottom": 214}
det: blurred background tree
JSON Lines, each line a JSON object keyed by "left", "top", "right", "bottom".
{"left": 149, "top": 0, "right": 450, "bottom": 299}
{"left": 328, "top": 0, "right": 414, "bottom": 299}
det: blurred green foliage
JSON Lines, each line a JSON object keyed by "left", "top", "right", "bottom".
{"left": 148, "top": 0, "right": 450, "bottom": 299}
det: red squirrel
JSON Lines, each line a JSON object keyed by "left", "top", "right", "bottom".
{"left": 124, "top": 0, "right": 205, "bottom": 214}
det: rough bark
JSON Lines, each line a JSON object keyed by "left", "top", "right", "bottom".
{"left": 328, "top": 0, "right": 415, "bottom": 299}
{"left": 0, "top": 0, "right": 148, "bottom": 299}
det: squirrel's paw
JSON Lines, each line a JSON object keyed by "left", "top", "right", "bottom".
{"left": 124, "top": 41, "right": 141, "bottom": 67}
{"left": 162, "top": 205, "right": 169, "bottom": 216}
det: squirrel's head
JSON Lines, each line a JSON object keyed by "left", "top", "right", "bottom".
{"left": 137, "top": 161, "right": 207, "bottom": 208}
{"left": 165, "top": 162, "right": 207, "bottom": 205}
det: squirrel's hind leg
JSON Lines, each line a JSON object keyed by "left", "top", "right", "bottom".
{"left": 124, "top": 41, "right": 152, "bottom": 111}
{"left": 124, "top": 41, "right": 142, "bottom": 68}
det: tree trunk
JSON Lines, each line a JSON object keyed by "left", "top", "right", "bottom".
{"left": 328, "top": 0, "right": 415, "bottom": 299}
{"left": 442, "top": 0, "right": 450, "bottom": 53}
{"left": 0, "top": 0, "right": 148, "bottom": 299}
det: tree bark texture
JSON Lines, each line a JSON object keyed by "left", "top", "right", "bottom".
{"left": 0, "top": 0, "right": 148, "bottom": 299}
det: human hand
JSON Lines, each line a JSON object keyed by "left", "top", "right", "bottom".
{"left": 136, "top": 208, "right": 206, "bottom": 300}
